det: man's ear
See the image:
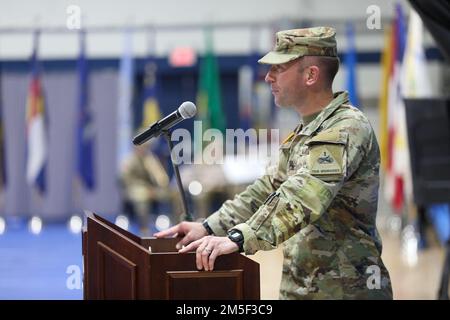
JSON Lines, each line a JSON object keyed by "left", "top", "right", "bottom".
{"left": 305, "top": 65, "right": 320, "bottom": 86}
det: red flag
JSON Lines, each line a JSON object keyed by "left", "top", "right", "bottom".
{"left": 26, "top": 31, "right": 47, "bottom": 194}
{"left": 384, "top": 4, "right": 407, "bottom": 213}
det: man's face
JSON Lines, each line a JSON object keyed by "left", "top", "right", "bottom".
{"left": 264, "top": 58, "right": 307, "bottom": 108}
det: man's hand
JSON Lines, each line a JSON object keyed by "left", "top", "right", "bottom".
{"left": 178, "top": 236, "right": 239, "bottom": 271}
{"left": 153, "top": 221, "right": 208, "bottom": 249}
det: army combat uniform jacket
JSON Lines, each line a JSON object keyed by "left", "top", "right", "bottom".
{"left": 206, "top": 91, "right": 393, "bottom": 299}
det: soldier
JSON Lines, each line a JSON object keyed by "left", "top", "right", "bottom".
{"left": 155, "top": 27, "right": 393, "bottom": 299}
{"left": 120, "top": 143, "right": 171, "bottom": 235}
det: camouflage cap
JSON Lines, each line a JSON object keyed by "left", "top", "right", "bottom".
{"left": 258, "top": 26, "right": 337, "bottom": 65}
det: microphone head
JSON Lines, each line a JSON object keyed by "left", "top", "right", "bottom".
{"left": 178, "top": 101, "right": 197, "bottom": 119}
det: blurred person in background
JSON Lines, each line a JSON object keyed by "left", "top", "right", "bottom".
{"left": 156, "top": 27, "right": 392, "bottom": 299}
{"left": 120, "top": 142, "right": 171, "bottom": 235}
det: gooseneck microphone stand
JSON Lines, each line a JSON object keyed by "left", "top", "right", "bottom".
{"left": 161, "top": 129, "right": 193, "bottom": 222}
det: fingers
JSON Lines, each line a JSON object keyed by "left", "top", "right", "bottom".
{"left": 153, "top": 221, "right": 190, "bottom": 238}
{"left": 178, "top": 236, "right": 212, "bottom": 271}
{"left": 175, "top": 232, "right": 197, "bottom": 250}
{"left": 154, "top": 222, "right": 196, "bottom": 250}
{"left": 205, "top": 238, "right": 238, "bottom": 271}
{"left": 153, "top": 224, "right": 180, "bottom": 238}
{"left": 196, "top": 236, "right": 216, "bottom": 271}
{"left": 178, "top": 236, "right": 232, "bottom": 272}
{"left": 208, "top": 248, "right": 219, "bottom": 271}
{"left": 199, "top": 240, "right": 212, "bottom": 271}
{"left": 178, "top": 238, "right": 202, "bottom": 253}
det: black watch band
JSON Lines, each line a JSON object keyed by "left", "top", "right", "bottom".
{"left": 227, "top": 229, "right": 244, "bottom": 253}
{"left": 202, "top": 220, "right": 214, "bottom": 235}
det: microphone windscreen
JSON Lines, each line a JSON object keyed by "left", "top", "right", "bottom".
{"left": 178, "top": 101, "right": 197, "bottom": 119}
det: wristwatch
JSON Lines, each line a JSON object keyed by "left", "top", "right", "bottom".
{"left": 227, "top": 229, "right": 244, "bottom": 253}
{"left": 202, "top": 220, "right": 214, "bottom": 235}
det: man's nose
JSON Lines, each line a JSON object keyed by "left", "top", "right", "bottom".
{"left": 265, "top": 69, "right": 275, "bottom": 83}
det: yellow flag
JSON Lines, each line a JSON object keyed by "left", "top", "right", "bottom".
{"left": 378, "top": 25, "right": 393, "bottom": 170}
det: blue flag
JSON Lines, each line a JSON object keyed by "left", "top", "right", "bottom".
{"left": 117, "top": 29, "right": 134, "bottom": 172}
{"left": 76, "top": 31, "right": 95, "bottom": 190}
{"left": 345, "top": 23, "right": 360, "bottom": 108}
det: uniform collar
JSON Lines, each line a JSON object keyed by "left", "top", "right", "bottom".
{"left": 299, "top": 91, "right": 349, "bottom": 136}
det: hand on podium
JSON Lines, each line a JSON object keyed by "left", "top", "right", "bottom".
{"left": 178, "top": 235, "right": 239, "bottom": 272}
{"left": 153, "top": 221, "right": 208, "bottom": 250}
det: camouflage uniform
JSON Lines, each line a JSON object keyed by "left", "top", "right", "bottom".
{"left": 205, "top": 27, "right": 393, "bottom": 299}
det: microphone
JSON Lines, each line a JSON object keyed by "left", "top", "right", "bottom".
{"left": 132, "top": 101, "right": 197, "bottom": 145}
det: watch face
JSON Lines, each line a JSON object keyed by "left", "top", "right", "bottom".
{"left": 228, "top": 230, "right": 244, "bottom": 252}
{"left": 230, "top": 231, "right": 243, "bottom": 242}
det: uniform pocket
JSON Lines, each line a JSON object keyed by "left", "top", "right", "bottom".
{"left": 248, "top": 193, "right": 280, "bottom": 230}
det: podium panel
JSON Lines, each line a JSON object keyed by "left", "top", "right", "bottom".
{"left": 97, "top": 242, "right": 138, "bottom": 299}
{"left": 165, "top": 270, "right": 243, "bottom": 300}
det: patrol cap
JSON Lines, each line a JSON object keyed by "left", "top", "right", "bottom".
{"left": 258, "top": 26, "right": 337, "bottom": 65}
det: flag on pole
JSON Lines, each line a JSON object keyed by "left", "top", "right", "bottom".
{"left": 25, "top": 31, "right": 47, "bottom": 194}
{"left": 238, "top": 63, "right": 254, "bottom": 131}
{"left": 400, "top": 7, "right": 433, "bottom": 206}
{"left": 345, "top": 22, "right": 360, "bottom": 108}
{"left": 378, "top": 25, "right": 393, "bottom": 171}
{"left": 117, "top": 29, "right": 135, "bottom": 172}
{"left": 76, "top": 30, "right": 95, "bottom": 190}
{"left": 139, "top": 56, "right": 168, "bottom": 160}
{"left": 402, "top": 9, "right": 432, "bottom": 98}
{"left": 140, "top": 58, "right": 160, "bottom": 129}
{"left": 196, "top": 28, "right": 225, "bottom": 133}
{"left": 384, "top": 4, "right": 408, "bottom": 213}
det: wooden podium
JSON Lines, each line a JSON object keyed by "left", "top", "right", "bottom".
{"left": 82, "top": 212, "right": 260, "bottom": 300}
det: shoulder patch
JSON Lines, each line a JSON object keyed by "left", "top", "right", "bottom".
{"left": 306, "top": 128, "right": 348, "bottom": 181}
{"left": 309, "top": 145, "right": 343, "bottom": 176}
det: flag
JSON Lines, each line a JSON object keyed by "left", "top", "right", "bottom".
{"left": 141, "top": 58, "right": 160, "bottom": 129}
{"left": 25, "top": 31, "right": 47, "bottom": 194}
{"left": 345, "top": 22, "right": 360, "bottom": 107}
{"left": 196, "top": 28, "right": 225, "bottom": 133}
{"left": 117, "top": 29, "right": 135, "bottom": 172}
{"left": 383, "top": 4, "right": 408, "bottom": 213}
{"left": 401, "top": 9, "right": 432, "bottom": 97}
{"left": 139, "top": 56, "right": 168, "bottom": 160}
{"left": 0, "top": 68, "right": 6, "bottom": 191}
{"left": 76, "top": 30, "right": 95, "bottom": 190}
{"left": 400, "top": 7, "right": 432, "bottom": 202}
{"left": 238, "top": 64, "right": 253, "bottom": 131}
{"left": 378, "top": 25, "right": 393, "bottom": 171}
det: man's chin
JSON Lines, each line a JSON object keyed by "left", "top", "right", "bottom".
{"left": 274, "top": 98, "right": 283, "bottom": 107}
{"left": 274, "top": 100, "right": 290, "bottom": 108}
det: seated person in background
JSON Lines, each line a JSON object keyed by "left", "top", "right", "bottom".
{"left": 120, "top": 143, "right": 171, "bottom": 235}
